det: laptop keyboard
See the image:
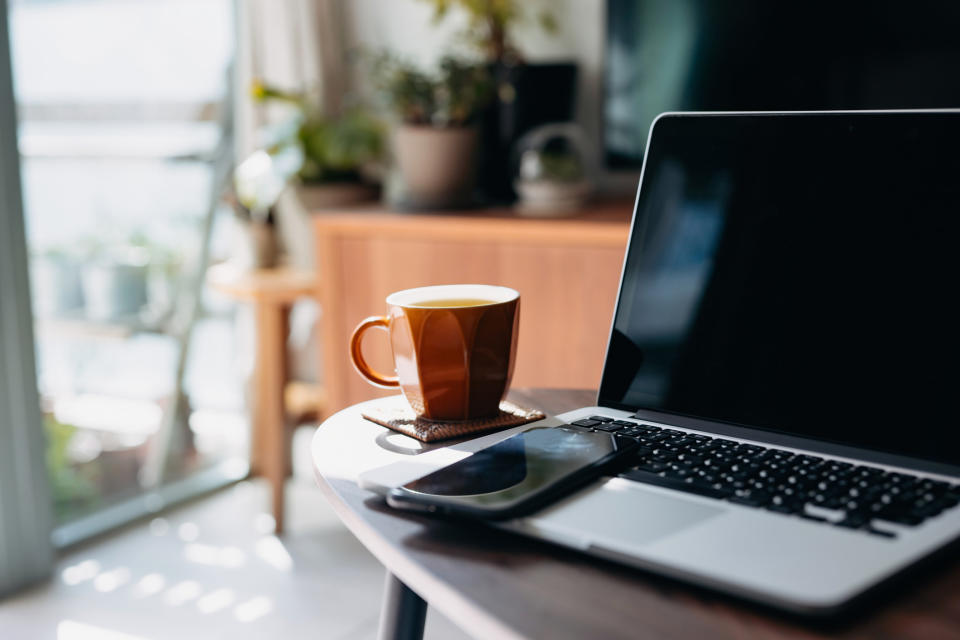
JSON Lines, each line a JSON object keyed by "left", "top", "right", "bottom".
{"left": 569, "top": 415, "right": 960, "bottom": 539}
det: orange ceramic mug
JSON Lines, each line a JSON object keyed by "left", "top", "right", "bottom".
{"left": 350, "top": 284, "right": 520, "bottom": 421}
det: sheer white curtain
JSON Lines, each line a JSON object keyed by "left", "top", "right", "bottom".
{"left": 235, "top": 0, "right": 345, "bottom": 155}
{"left": 0, "top": 0, "right": 54, "bottom": 596}
{"left": 234, "top": 0, "right": 343, "bottom": 383}
{"left": 234, "top": 0, "right": 346, "bottom": 268}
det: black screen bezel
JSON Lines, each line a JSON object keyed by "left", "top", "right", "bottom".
{"left": 598, "top": 110, "right": 960, "bottom": 475}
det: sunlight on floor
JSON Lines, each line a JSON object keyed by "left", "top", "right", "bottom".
{"left": 3, "top": 430, "right": 473, "bottom": 640}
{"left": 254, "top": 536, "right": 293, "bottom": 572}
{"left": 183, "top": 542, "right": 247, "bottom": 568}
{"left": 58, "top": 620, "right": 150, "bottom": 640}
{"left": 131, "top": 573, "right": 166, "bottom": 599}
{"left": 61, "top": 560, "right": 100, "bottom": 586}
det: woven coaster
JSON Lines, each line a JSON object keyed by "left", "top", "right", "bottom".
{"left": 362, "top": 397, "right": 546, "bottom": 443}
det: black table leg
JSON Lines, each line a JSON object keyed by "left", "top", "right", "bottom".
{"left": 377, "top": 571, "right": 427, "bottom": 640}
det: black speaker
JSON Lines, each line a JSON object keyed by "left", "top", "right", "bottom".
{"left": 478, "top": 61, "right": 578, "bottom": 203}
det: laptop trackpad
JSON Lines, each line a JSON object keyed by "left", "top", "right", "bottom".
{"left": 530, "top": 480, "right": 726, "bottom": 546}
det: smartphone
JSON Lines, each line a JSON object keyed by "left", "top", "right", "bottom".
{"left": 386, "top": 426, "right": 639, "bottom": 520}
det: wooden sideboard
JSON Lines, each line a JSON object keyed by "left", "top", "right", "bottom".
{"left": 312, "top": 200, "right": 633, "bottom": 413}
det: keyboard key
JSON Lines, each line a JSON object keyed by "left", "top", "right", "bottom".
{"left": 635, "top": 462, "right": 668, "bottom": 473}
{"left": 618, "top": 468, "right": 733, "bottom": 499}
{"left": 798, "top": 513, "right": 829, "bottom": 523}
{"left": 651, "top": 451, "right": 677, "bottom": 462}
{"left": 766, "top": 503, "right": 801, "bottom": 515}
{"left": 835, "top": 515, "right": 868, "bottom": 529}
{"left": 592, "top": 423, "right": 622, "bottom": 432}
{"left": 737, "top": 444, "right": 764, "bottom": 454}
{"left": 874, "top": 510, "right": 924, "bottom": 526}
{"left": 937, "top": 494, "right": 959, "bottom": 508}
{"left": 588, "top": 415, "right": 614, "bottom": 423}
{"left": 571, "top": 419, "right": 601, "bottom": 428}
{"left": 804, "top": 504, "right": 845, "bottom": 522}
{"left": 728, "top": 489, "right": 771, "bottom": 507}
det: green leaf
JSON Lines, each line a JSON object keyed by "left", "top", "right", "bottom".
{"left": 539, "top": 10, "right": 558, "bottom": 34}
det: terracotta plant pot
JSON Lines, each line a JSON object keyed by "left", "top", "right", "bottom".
{"left": 295, "top": 181, "right": 379, "bottom": 211}
{"left": 392, "top": 125, "right": 478, "bottom": 208}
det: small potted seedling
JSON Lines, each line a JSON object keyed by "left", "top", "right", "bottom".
{"left": 371, "top": 54, "right": 493, "bottom": 209}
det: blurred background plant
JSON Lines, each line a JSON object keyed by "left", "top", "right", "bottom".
{"left": 251, "top": 82, "right": 385, "bottom": 185}
{"left": 44, "top": 415, "right": 100, "bottom": 522}
{"left": 414, "top": 0, "right": 570, "bottom": 204}
{"left": 370, "top": 54, "right": 493, "bottom": 127}
{"left": 419, "top": 0, "right": 557, "bottom": 63}
{"left": 532, "top": 148, "right": 583, "bottom": 183}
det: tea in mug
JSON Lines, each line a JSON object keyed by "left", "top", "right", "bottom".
{"left": 414, "top": 298, "right": 498, "bottom": 308}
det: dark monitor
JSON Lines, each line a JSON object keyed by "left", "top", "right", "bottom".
{"left": 599, "top": 111, "right": 960, "bottom": 467}
{"left": 604, "top": 0, "right": 960, "bottom": 168}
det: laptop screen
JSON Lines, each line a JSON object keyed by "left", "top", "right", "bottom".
{"left": 599, "top": 112, "right": 960, "bottom": 466}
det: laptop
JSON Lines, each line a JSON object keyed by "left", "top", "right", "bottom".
{"left": 363, "top": 110, "right": 960, "bottom": 615}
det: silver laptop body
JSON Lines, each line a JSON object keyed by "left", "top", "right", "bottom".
{"left": 365, "top": 111, "right": 960, "bottom": 615}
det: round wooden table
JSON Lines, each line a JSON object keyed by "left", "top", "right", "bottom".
{"left": 311, "top": 389, "right": 960, "bottom": 640}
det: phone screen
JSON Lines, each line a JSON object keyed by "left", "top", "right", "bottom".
{"left": 393, "top": 427, "right": 627, "bottom": 514}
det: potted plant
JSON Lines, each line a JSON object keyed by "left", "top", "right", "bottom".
{"left": 80, "top": 240, "right": 150, "bottom": 322}
{"left": 513, "top": 123, "right": 593, "bottom": 216}
{"left": 372, "top": 54, "right": 493, "bottom": 209}
{"left": 420, "top": 0, "right": 577, "bottom": 203}
{"left": 232, "top": 149, "right": 284, "bottom": 269}
{"left": 251, "top": 82, "right": 386, "bottom": 209}
{"left": 30, "top": 246, "right": 84, "bottom": 317}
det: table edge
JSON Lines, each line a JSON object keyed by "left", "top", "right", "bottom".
{"left": 310, "top": 426, "right": 528, "bottom": 640}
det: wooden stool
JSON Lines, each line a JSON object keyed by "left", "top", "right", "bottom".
{"left": 208, "top": 263, "right": 321, "bottom": 533}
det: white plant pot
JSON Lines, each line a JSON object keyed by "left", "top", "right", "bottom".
{"left": 232, "top": 219, "right": 279, "bottom": 270}
{"left": 82, "top": 260, "right": 149, "bottom": 321}
{"left": 514, "top": 179, "right": 592, "bottom": 217}
{"left": 393, "top": 125, "right": 478, "bottom": 207}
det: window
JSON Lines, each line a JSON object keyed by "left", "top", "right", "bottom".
{"left": 10, "top": 0, "right": 248, "bottom": 544}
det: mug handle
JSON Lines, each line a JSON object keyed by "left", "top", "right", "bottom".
{"left": 349, "top": 316, "right": 400, "bottom": 388}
